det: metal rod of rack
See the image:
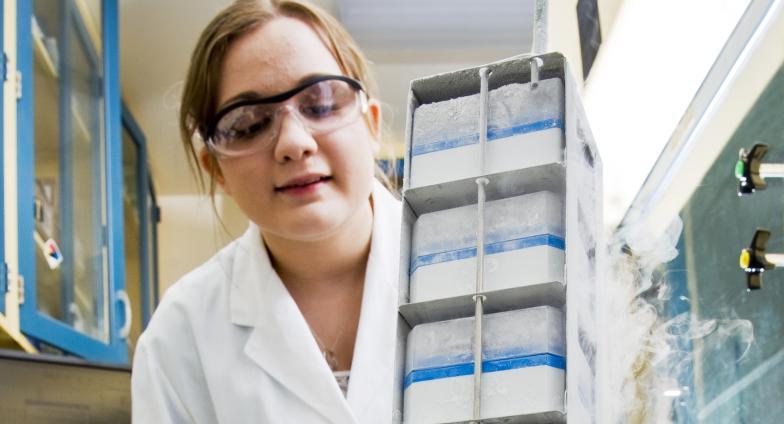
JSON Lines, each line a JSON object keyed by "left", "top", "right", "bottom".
{"left": 472, "top": 66, "right": 491, "bottom": 423}
{"left": 532, "top": 0, "right": 548, "bottom": 55}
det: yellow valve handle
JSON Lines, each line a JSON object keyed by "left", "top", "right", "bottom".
{"left": 739, "top": 249, "right": 751, "bottom": 269}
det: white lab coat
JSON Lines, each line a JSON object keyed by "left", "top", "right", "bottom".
{"left": 132, "top": 181, "right": 401, "bottom": 423}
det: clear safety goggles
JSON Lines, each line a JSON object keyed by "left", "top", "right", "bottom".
{"left": 204, "top": 75, "right": 368, "bottom": 157}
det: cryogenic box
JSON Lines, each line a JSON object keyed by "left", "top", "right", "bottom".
{"left": 409, "top": 78, "right": 564, "bottom": 189}
{"left": 410, "top": 191, "right": 564, "bottom": 303}
{"left": 403, "top": 307, "right": 565, "bottom": 423}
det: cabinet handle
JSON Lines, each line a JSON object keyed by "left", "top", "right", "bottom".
{"left": 117, "top": 290, "right": 132, "bottom": 339}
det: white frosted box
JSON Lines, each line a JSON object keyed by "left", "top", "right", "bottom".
{"left": 410, "top": 78, "right": 564, "bottom": 189}
{"left": 403, "top": 306, "right": 565, "bottom": 423}
{"left": 410, "top": 191, "right": 564, "bottom": 303}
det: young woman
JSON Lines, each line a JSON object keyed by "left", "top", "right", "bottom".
{"left": 131, "top": 1, "right": 401, "bottom": 422}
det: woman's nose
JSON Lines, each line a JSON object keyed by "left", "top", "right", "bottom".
{"left": 273, "top": 106, "right": 318, "bottom": 163}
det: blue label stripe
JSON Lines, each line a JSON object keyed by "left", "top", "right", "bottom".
{"left": 410, "top": 234, "right": 564, "bottom": 275}
{"left": 411, "top": 118, "right": 563, "bottom": 157}
{"left": 403, "top": 353, "right": 565, "bottom": 390}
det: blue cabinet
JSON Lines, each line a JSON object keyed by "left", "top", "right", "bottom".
{"left": 16, "top": 0, "right": 128, "bottom": 364}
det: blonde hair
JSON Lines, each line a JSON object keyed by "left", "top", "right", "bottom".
{"left": 180, "top": 0, "right": 388, "bottom": 197}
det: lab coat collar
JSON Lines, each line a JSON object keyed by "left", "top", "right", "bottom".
{"left": 346, "top": 182, "right": 399, "bottom": 422}
{"left": 230, "top": 224, "right": 357, "bottom": 423}
{"left": 228, "top": 181, "right": 399, "bottom": 423}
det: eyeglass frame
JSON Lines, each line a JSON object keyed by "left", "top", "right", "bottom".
{"left": 201, "top": 74, "right": 369, "bottom": 157}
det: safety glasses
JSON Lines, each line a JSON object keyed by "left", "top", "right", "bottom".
{"left": 204, "top": 75, "right": 368, "bottom": 157}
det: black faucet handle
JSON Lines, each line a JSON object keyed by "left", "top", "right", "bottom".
{"left": 736, "top": 143, "right": 769, "bottom": 195}
{"left": 740, "top": 228, "right": 774, "bottom": 290}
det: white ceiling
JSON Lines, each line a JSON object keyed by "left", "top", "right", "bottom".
{"left": 120, "top": 0, "right": 531, "bottom": 195}
{"left": 340, "top": 0, "right": 534, "bottom": 52}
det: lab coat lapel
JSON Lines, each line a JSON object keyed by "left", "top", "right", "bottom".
{"left": 229, "top": 225, "right": 356, "bottom": 424}
{"left": 346, "top": 183, "right": 400, "bottom": 422}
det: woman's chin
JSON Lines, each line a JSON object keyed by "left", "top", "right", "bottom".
{"left": 261, "top": 212, "right": 350, "bottom": 243}
{"left": 254, "top": 193, "right": 372, "bottom": 243}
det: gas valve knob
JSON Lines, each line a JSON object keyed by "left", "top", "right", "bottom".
{"left": 739, "top": 228, "right": 784, "bottom": 290}
{"left": 736, "top": 143, "right": 784, "bottom": 195}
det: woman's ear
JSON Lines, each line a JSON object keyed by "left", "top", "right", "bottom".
{"left": 367, "top": 99, "right": 383, "bottom": 155}
{"left": 199, "top": 147, "right": 230, "bottom": 195}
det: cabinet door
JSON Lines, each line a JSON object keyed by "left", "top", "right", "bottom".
{"left": 121, "top": 104, "right": 159, "bottom": 361}
{"left": 0, "top": 0, "right": 5, "bottom": 316}
{"left": 17, "top": 0, "right": 127, "bottom": 364}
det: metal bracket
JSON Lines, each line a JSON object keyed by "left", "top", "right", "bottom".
{"left": 153, "top": 205, "right": 162, "bottom": 223}
{"left": 17, "top": 275, "right": 25, "bottom": 304}
{"left": 1, "top": 52, "right": 8, "bottom": 82}
{"left": 530, "top": 57, "right": 544, "bottom": 89}
{"left": 15, "top": 70, "right": 22, "bottom": 100}
{"left": 0, "top": 262, "right": 8, "bottom": 294}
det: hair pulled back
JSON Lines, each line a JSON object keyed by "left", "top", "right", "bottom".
{"left": 180, "top": 0, "right": 380, "bottom": 196}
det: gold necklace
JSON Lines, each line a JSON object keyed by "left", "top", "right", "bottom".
{"left": 308, "top": 313, "right": 351, "bottom": 371}
{"left": 304, "top": 281, "right": 364, "bottom": 372}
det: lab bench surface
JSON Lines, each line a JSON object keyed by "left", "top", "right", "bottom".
{"left": 0, "top": 349, "right": 131, "bottom": 423}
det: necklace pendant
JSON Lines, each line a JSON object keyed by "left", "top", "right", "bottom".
{"left": 323, "top": 349, "right": 339, "bottom": 371}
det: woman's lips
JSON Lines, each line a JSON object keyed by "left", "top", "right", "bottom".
{"left": 275, "top": 175, "right": 332, "bottom": 194}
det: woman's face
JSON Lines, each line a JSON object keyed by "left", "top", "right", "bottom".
{"left": 209, "top": 17, "right": 380, "bottom": 242}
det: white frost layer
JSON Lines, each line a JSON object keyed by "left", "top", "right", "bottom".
{"left": 405, "top": 306, "right": 564, "bottom": 373}
{"left": 412, "top": 78, "right": 564, "bottom": 148}
{"left": 412, "top": 191, "right": 563, "bottom": 259}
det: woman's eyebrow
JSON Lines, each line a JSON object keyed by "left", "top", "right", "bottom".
{"left": 218, "top": 91, "right": 262, "bottom": 109}
{"left": 217, "top": 73, "right": 335, "bottom": 110}
{"left": 295, "top": 72, "right": 331, "bottom": 86}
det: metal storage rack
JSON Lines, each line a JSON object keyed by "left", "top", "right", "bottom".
{"left": 393, "top": 52, "right": 602, "bottom": 423}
